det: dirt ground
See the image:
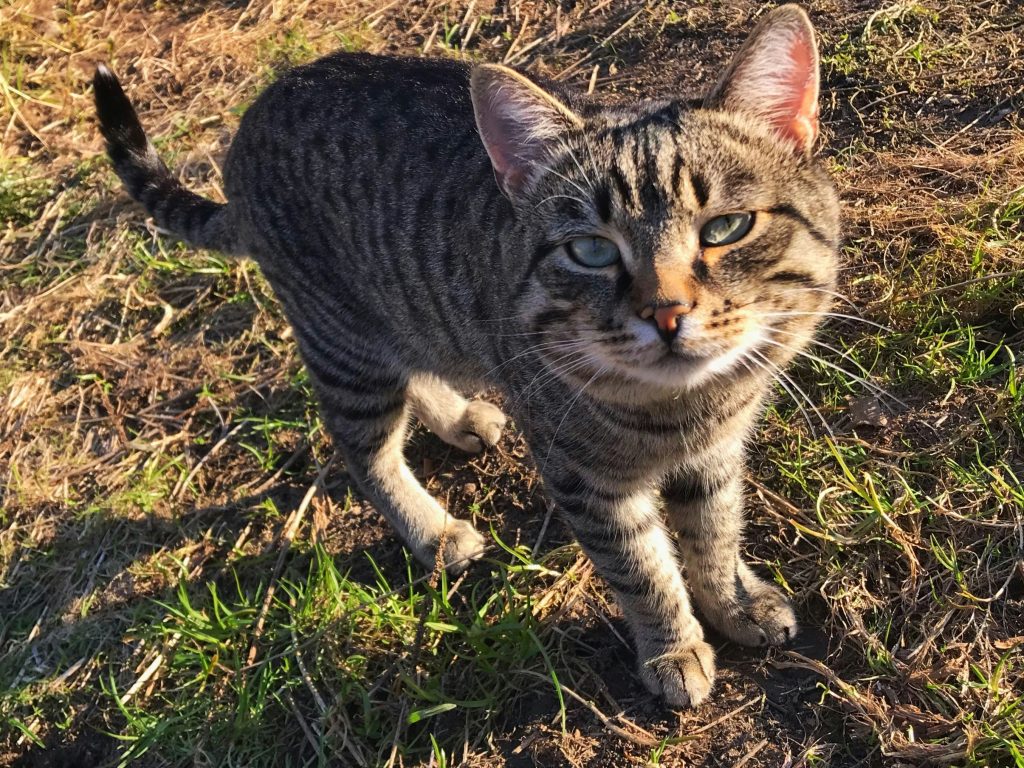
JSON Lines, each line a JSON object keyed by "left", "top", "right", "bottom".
{"left": 2, "top": 1, "right": 1023, "bottom": 767}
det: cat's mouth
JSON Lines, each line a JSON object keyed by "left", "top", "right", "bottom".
{"left": 661, "top": 347, "right": 707, "bottom": 363}
{"left": 622, "top": 323, "right": 766, "bottom": 388}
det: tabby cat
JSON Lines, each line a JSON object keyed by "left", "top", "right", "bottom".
{"left": 94, "top": 4, "right": 839, "bottom": 707}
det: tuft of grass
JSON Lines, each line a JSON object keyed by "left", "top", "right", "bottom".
{"left": 100, "top": 539, "right": 590, "bottom": 766}
{"left": 0, "top": 166, "right": 54, "bottom": 228}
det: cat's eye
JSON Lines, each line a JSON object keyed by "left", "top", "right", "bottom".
{"left": 566, "top": 237, "right": 620, "bottom": 268}
{"left": 699, "top": 212, "right": 754, "bottom": 247}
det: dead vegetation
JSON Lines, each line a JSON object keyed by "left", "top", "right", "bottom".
{"left": 1, "top": 1, "right": 1023, "bottom": 766}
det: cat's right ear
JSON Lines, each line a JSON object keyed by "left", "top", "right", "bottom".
{"left": 470, "top": 64, "right": 583, "bottom": 198}
{"left": 704, "top": 4, "right": 820, "bottom": 155}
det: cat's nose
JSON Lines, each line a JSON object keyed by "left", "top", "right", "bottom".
{"left": 640, "top": 301, "right": 694, "bottom": 342}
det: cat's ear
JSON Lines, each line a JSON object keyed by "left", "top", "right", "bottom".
{"left": 704, "top": 4, "right": 820, "bottom": 154}
{"left": 470, "top": 64, "right": 583, "bottom": 197}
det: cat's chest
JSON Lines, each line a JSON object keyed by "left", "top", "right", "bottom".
{"left": 593, "top": 397, "right": 739, "bottom": 455}
{"left": 521, "top": 387, "right": 754, "bottom": 479}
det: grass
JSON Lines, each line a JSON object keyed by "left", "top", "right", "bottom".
{"left": 1, "top": 1, "right": 1023, "bottom": 766}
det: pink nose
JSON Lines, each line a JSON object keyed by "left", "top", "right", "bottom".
{"left": 653, "top": 303, "right": 693, "bottom": 334}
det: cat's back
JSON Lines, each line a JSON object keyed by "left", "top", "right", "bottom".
{"left": 221, "top": 51, "right": 502, "bottom": 277}
{"left": 259, "top": 52, "right": 471, "bottom": 120}
{"left": 224, "top": 53, "right": 476, "bottom": 188}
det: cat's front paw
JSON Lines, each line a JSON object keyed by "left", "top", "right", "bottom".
{"left": 638, "top": 638, "right": 716, "bottom": 708}
{"left": 703, "top": 578, "right": 797, "bottom": 647}
{"left": 434, "top": 518, "right": 487, "bottom": 574}
{"left": 455, "top": 400, "right": 506, "bottom": 452}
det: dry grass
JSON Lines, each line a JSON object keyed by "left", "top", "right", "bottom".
{"left": 2, "top": 1, "right": 1023, "bottom": 767}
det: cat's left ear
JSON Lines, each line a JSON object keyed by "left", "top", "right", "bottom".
{"left": 471, "top": 64, "right": 583, "bottom": 197}
{"left": 704, "top": 4, "right": 820, "bottom": 154}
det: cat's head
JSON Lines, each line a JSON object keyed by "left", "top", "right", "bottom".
{"left": 470, "top": 4, "right": 839, "bottom": 392}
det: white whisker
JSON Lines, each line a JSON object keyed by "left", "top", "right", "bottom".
{"left": 555, "top": 139, "right": 596, "bottom": 193}
{"left": 749, "top": 348, "right": 835, "bottom": 440}
{"left": 742, "top": 351, "right": 820, "bottom": 439}
{"left": 507, "top": 347, "right": 595, "bottom": 410}
{"left": 481, "top": 314, "right": 532, "bottom": 324}
{"left": 536, "top": 162, "right": 592, "bottom": 201}
{"left": 520, "top": 351, "right": 596, "bottom": 401}
{"left": 768, "top": 325, "right": 868, "bottom": 372}
{"left": 767, "top": 325, "right": 905, "bottom": 405}
{"left": 777, "top": 286, "right": 861, "bottom": 312}
{"left": 542, "top": 364, "right": 607, "bottom": 472}
{"left": 759, "top": 310, "right": 894, "bottom": 334}
{"left": 760, "top": 336, "right": 907, "bottom": 408}
{"left": 536, "top": 193, "right": 590, "bottom": 209}
{"left": 581, "top": 138, "right": 602, "bottom": 184}
{"left": 483, "top": 338, "right": 592, "bottom": 380}
{"left": 487, "top": 329, "right": 561, "bottom": 338}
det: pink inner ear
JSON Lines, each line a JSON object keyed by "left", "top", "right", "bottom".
{"left": 776, "top": 31, "right": 819, "bottom": 147}
{"left": 479, "top": 113, "right": 536, "bottom": 192}
{"left": 707, "top": 7, "right": 822, "bottom": 153}
{"left": 478, "top": 117, "right": 519, "bottom": 183}
{"left": 473, "top": 80, "right": 551, "bottom": 194}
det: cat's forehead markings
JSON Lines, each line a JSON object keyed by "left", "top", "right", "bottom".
{"left": 652, "top": 133, "right": 679, "bottom": 204}
{"left": 591, "top": 104, "right": 682, "bottom": 153}
{"left": 685, "top": 170, "right": 709, "bottom": 209}
{"left": 598, "top": 101, "right": 679, "bottom": 130}
{"left": 609, "top": 149, "right": 641, "bottom": 213}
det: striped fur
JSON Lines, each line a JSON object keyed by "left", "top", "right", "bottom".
{"left": 95, "top": 5, "right": 839, "bottom": 708}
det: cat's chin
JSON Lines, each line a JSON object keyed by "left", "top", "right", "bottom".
{"left": 580, "top": 351, "right": 737, "bottom": 399}
{"left": 599, "top": 325, "right": 765, "bottom": 393}
{"left": 619, "top": 353, "right": 743, "bottom": 392}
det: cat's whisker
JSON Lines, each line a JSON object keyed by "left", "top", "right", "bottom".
{"left": 740, "top": 351, "right": 819, "bottom": 440}
{"left": 555, "top": 140, "right": 597, "bottom": 193}
{"left": 767, "top": 325, "right": 862, "bottom": 367}
{"left": 482, "top": 338, "right": 593, "bottom": 380}
{"left": 481, "top": 318, "right": 573, "bottom": 337}
{"left": 580, "top": 138, "right": 602, "bottom": 185}
{"left": 536, "top": 162, "right": 593, "bottom": 202}
{"left": 487, "top": 329, "right": 561, "bottom": 338}
{"left": 759, "top": 336, "right": 907, "bottom": 408}
{"left": 480, "top": 314, "right": 532, "bottom": 324}
{"left": 516, "top": 347, "right": 603, "bottom": 405}
{"left": 766, "top": 326, "right": 905, "bottom": 406}
{"left": 748, "top": 349, "right": 836, "bottom": 441}
{"left": 536, "top": 193, "right": 591, "bottom": 210}
{"left": 759, "top": 311, "right": 894, "bottom": 334}
{"left": 776, "top": 286, "right": 860, "bottom": 312}
{"left": 541, "top": 364, "right": 608, "bottom": 471}
{"left": 519, "top": 346, "right": 589, "bottom": 389}
{"left": 522, "top": 352, "right": 597, "bottom": 400}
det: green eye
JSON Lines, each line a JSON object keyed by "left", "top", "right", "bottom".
{"left": 566, "top": 236, "right": 620, "bottom": 268}
{"left": 699, "top": 212, "right": 754, "bottom": 247}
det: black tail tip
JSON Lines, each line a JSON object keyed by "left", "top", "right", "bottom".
{"left": 92, "top": 63, "right": 148, "bottom": 152}
{"left": 92, "top": 63, "right": 124, "bottom": 101}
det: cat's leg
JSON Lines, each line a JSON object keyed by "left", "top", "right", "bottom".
{"left": 544, "top": 471, "right": 715, "bottom": 708}
{"left": 662, "top": 455, "right": 797, "bottom": 647}
{"left": 312, "top": 368, "right": 486, "bottom": 573}
{"left": 406, "top": 373, "right": 506, "bottom": 453}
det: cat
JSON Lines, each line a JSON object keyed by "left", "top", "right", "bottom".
{"left": 93, "top": 4, "right": 839, "bottom": 708}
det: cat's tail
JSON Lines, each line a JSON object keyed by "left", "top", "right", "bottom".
{"left": 93, "top": 64, "right": 238, "bottom": 254}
